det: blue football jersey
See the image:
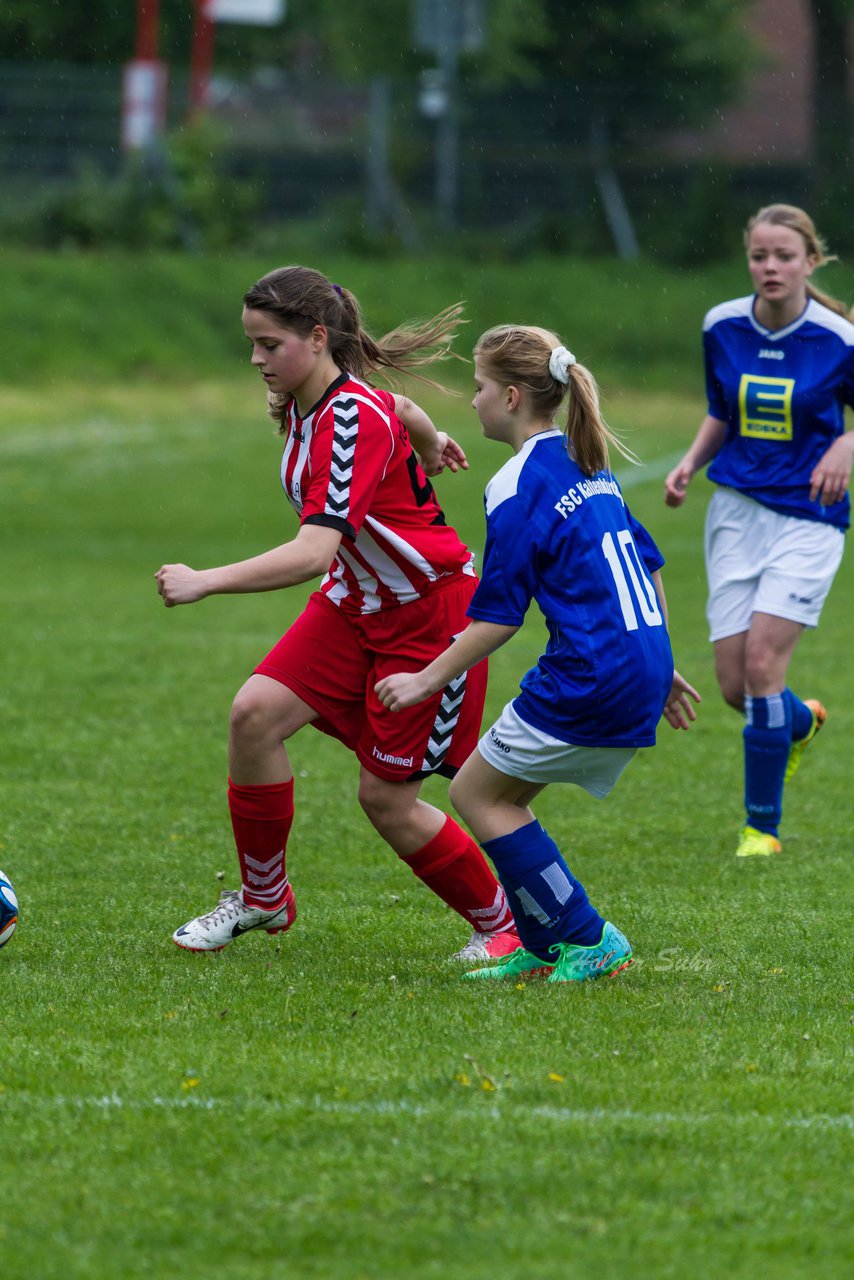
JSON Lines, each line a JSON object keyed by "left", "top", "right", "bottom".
{"left": 703, "top": 296, "right": 854, "bottom": 530}
{"left": 468, "top": 431, "right": 674, "bottom": 748}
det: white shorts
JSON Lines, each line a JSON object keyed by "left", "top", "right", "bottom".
{"left": 477, "top": 701, "right": 637, "bottom": 797}
{"left": 704, "top": 488, "right": 845, "bottom": 642}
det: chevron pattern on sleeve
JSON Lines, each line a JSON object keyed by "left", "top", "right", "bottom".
{"left": 325, "top": 396, "right": 359, "bottom": 521}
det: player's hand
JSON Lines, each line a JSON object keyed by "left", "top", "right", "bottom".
{"left": 662, "top": 669, "right": 701, "bottom": 730}
{"left": 809, "top": 435, "right": 854, "bottom": 506}
{"left": 663, "top": 460, "right": 694, "bottom": 508}
{"left": 374, "top": 671, "right": 433, "bottom": 711}
{"left": 419, "top": 432, "right": 469, "bottom": 477}
{"left": 155, "top": 563, "right": 208, "bottom": 607}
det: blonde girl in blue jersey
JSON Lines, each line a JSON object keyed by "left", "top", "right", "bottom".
{"left": 664, "top": 204, "right": 854, "bottom": 858}
{"left": 377, "top": 325, "right": 699, "bottom": 982}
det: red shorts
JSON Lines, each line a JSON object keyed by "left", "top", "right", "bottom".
{"left": 255, "top": 576, "right": 488, "bottom": 782}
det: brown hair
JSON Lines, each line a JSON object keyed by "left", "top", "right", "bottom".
{"left": 744, "top": 204, "right": 852, "bottom": 319}
{"left": 473, "top": 324, "right": 637, "bottom": 476}
{"left": 243, "top": 265, "right": 464, "bottom": 429}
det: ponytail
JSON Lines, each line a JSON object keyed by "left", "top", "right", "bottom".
{"left": 806, "top": 281, "right": 853, "bottom": 320}
{"left": 243, "top": 265, "right": 464, "bottom": 430}
{"left": 474, "top": 324, "right": 637, "bottom": 476}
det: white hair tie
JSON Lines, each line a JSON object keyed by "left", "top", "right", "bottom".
{"left": 548, "top": 345, "right": 576, "bottom": 384}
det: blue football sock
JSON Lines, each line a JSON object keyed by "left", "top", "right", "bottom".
{"left": 481, "top": 819, "right": 604, "bottom": 961}
{"left": 743, "top": 693, "right": 790, "bottom": 836}
{"left": 784, "top": 687, "right": 814, "bottom": 743}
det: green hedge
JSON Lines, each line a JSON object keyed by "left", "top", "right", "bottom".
{"left": 2, "top": 248, "right": 851, "bottom": 391}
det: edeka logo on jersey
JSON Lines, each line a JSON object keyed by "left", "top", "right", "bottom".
{"left": 738, "top": 374, "right": 795, "bottom": 440}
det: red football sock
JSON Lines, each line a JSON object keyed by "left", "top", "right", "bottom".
{"left": 228, "top": 778, "right": 294, "bottom": 910}
{"left": 403, "top": 814, "right": 515, "bottom": 934}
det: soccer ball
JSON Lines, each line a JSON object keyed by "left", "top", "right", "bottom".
{"left": 0, "top": 870, "right": 18, "bottom": 948}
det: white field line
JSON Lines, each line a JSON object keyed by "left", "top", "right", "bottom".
{"left": 614, "top": 451, "right": 684, "bottom": 491}
{"left": 0, "top": 418, "right": 212, "bottom": 457}
{"left": 6, "top": 1092, "right": 850, "bottom": 1131}
{"left": 0, "top": 418, "right": 684, "bottom": 489}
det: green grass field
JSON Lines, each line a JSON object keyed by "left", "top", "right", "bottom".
{"left": 1, "top": 254, "right": 852, "bottom": 1279}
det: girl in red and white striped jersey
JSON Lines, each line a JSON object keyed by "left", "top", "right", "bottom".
{"left": 156, "top": 265, "right": 519, "bottom": 961}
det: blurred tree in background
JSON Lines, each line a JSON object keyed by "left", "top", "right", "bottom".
{"left": 519, "top": 0, "right": 755, "bottom": 134}
{"left": 0, "top": 0, "right": 750, "bottom": 109}
{"left": 0, "top": 1, "right": 849, "bottom": 257}
{"left": 806, "top": 0, "right": 854, "bottom": 245}
{"left": 0, "top": 0, "right": 140, "bottom": 62}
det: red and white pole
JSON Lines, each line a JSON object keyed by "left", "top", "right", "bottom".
{"left": 121, "top": 0, "right": 168, "bottom": 150}
{"left": 136, "top": 0, "right": 160, "bottom": 61}
{"left": 189, "top": 0, "right": 216, "bottom": 116}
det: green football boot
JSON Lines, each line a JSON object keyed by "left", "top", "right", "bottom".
{"left": 546, "top": 922, "right": 634, "bottom": 983}
{"left": 460, "top": 946, "right": 554, "bottom": 982}
{"left": 735, "top": 825, "right": 782, "bottom": 858}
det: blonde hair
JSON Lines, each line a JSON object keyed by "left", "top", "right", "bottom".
{"left": 745, "top": 204, "right": 852, "bottom": 319}
{"left": 243, "top": 265, "right": 464, "bottom": 430}
{"left": 473, "top": 324, "right": 637, "bottom": 476}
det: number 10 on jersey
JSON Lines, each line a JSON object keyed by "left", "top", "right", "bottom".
{"left": 601, "top": 531, "right": 663, "bottom": 631}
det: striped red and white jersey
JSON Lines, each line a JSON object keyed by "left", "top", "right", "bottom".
{"left": 279, "top": 373, "right": 476, "bottom": 615}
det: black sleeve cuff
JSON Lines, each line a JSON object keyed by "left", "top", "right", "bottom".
{"left": 303, "top": 512, "right": 357, "bottom": 540}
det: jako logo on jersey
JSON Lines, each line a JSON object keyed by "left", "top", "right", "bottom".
{"left": 488, "top": 728, "right": 511, "bottom": 754}
{"left": 372, "top": 746, "right": 414, "bottom": 767}
{"left": 758, "top": 348, "right": 785, "bottom": 360}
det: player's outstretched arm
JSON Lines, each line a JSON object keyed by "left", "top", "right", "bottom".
{"left": 650, "top": 569, "right": 670, "bottom": 628}
{"left": 375, "top": 619, "right": 518, "bottom": 711}
{"left": 663, "top": 415, "right": 727, "bottom": 507}
{"left": 155, "top": 524, "right": 343, "bottom": 607}
{"left": 662, "top": 669, "right": 701, "bottom": 730}
{"left": 393, "top": 394, "right": 469, "bottom": 476}
{"left": 648, "top": 572, "right": 700, "bottom": 729}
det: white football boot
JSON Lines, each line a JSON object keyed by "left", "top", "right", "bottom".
{"left": 450, "top": 925, "right": 521, "bottom": 963}
{"left": 172, "top": 886, "right": 297, "bottom": 952}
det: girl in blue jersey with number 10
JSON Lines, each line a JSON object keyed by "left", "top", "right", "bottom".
{"left": 376, "top": 325, "right": 699, "bottom": 983}
{"left": 665, "top": 204, "right": 854, "bottom": 859}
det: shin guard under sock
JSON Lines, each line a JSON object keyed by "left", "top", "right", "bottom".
{"left": 228, "top": 778, "right": 294, "bottom": 910}
{"left": 403, "top": 815, "right": 515, "bottom": 934}
{"left": 482, "top": 819, "right": 604, "bottom": 961}
{"left": 743, "top": 694, "right": 790, "bottom": 836}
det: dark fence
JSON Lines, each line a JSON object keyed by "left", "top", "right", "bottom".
{"left": 0, "top": 60, "right": 816, "bottom": 257}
